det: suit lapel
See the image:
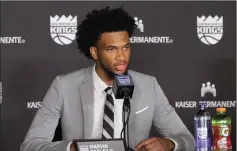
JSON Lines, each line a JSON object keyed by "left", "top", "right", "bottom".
{"left": 128, "top": 70, "right": 141, "bottom": 115}
{"left": 127, "top": 71, "right": 141, "bottom": 147}
{"left": 78, "top": 65, "right": 94, "bottom": 138}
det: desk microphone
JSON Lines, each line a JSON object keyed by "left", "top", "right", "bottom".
{"left": 112, "top": 74, "right": 134, "bottom": 99}
{"left": 112, "top": 74, "right": 135, "bottom": 151}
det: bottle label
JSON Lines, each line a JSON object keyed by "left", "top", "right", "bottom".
{"left": 212, "top": 125, "right": 232, "bottom": 149}
{"left": 194, "top": 118, "right": 212, "bottom": 150}
{"left": 197, "top": 127, "right": 208, "bottom": 139}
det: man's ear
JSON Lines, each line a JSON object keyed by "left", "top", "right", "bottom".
{"left": 90, "top": 46, "right": 98, "bottom": 60}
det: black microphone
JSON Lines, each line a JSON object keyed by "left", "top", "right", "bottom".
{"left": 112, "top": 74, "right": 134, "bottom": 99}
{"left": 113, "top": 74, "right": 134, "bottom": 151}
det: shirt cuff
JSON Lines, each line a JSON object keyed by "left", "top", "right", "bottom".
{"left": 66, "top": 141, "right": 73, "bottom": 151}
{"left": 166, "top": 137, "right": 179, "bottom": 151}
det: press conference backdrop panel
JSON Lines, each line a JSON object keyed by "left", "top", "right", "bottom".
{"left": 1, "top": 1, "right": 236, "bottom": 151}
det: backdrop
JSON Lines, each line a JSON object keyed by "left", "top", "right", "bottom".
{"left": 1, "top": 1, "right": 236, "bottom": 151}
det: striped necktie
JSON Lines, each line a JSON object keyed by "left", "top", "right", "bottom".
{"left": 102, "top": 87, "right": 114, "bottom": 139}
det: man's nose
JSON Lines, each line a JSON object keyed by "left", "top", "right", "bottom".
{"left": 115, "top": 49, "right": 125, "bottom": 61}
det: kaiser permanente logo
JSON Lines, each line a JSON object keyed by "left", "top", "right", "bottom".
{"left": 50, "top": 15, "right": 77, "bottom": 45}
{"left": 0, "top": 37, "right": 25, "bottom": 44}
{"left": 197, "top": 15, "right": 223, "bottom": 45}
{"left": 175, "top": 81, "right": 236, "bottom": 108}
{"left": 27, "top": 101, "right": 41, "bottom": 109}
{"left": 201, "top": 81, "right": 216, "bottom": 97}
{"left": 129, "top": 17, "right": 173, "bottom": 44}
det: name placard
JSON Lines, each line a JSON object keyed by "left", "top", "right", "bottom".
{"left": 73, "top": 138, "right": 128, "bottom": 151}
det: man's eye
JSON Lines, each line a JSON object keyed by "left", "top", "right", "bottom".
{"left": 124, "top": 46, "right": 130, "bottom": 49}
{"left": 107, "top": 48, "right": 114, "bottom": 51}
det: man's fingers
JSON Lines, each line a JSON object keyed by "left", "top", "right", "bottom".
{"left": 135, "top": 137, "right": 158, "bottom": 150}
{"left": 144, "top": 141, "right": 161, "bottom": 150}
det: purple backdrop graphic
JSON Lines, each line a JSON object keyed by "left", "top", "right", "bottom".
{"left": 0, "top": 1, "right": 236, "bottom": 151}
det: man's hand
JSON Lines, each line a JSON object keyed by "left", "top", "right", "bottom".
{"left": 135, "top": 137, "right": 175, "bottom": 151}
{"left": 70, "top": 143, "right": 75, "bottom": 151}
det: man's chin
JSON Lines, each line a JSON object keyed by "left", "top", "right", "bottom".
{"left": 113, "top": 69, "right": 128, "bottom": 75}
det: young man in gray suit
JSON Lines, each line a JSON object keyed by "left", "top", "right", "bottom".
{"left": 20, "top": 6, "right": 195, "bottom": 151}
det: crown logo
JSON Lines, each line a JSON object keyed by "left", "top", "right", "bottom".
{"left": 197, "top": 15, "right": 223, "bottom": 26}
{"left": 50, "top": 15, "right": 77, "bottom": 26}
{"left": 201, "top": 81, "right": 216, "bottom": 97}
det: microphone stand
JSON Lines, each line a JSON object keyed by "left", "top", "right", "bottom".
{"left": 121, "top": 97, "right": 132, "bottom": 151}
{"left": 122, "top": 101, "right": 127, "bottom": 149}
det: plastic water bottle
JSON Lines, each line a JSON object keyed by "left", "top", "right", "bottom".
{"left": 212, "top": 107, "right": 232, "bottom": 151}
{"left": 194, "top": 103, "right": 212, "bottom": 151}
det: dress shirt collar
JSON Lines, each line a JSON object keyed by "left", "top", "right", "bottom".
{"left": 92, "top": 64, "right": 111, "bottom": 95}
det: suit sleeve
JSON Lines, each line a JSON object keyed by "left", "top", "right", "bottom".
{"left": 151, "top": 77, "right": 195, "bottom": 151}
{"left": 20, "top": 76, "right": 71, "bottom": 151}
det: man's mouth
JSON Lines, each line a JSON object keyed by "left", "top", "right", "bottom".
{"left": 114, "top": 64, "right": 127, "bottom": 71}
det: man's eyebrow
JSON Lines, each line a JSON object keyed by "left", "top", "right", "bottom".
{"left": 106, "top": 45, "right": 117, "bottom": 48}
{"left": 124, "top": 43, "right": 131, "bottom": 46}
{"left": 105, "top": 43, "right": 131, "bottom": 48}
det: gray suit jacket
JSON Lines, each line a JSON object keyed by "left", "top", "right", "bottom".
{"left": 20, "top": 65, "right": 195, "bottom": 151}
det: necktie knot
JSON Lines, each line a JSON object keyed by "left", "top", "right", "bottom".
{"left": 104, "top": 86, "right": 112, "bottom": 95}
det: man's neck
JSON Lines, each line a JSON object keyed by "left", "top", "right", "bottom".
{"left": 95, "top": 65, "right": 113, "bottom": 86}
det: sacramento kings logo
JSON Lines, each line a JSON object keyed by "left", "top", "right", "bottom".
{"left": 79, "top": 145, "right": 89, "bottom": 151}
{"left": 118, "top": 76, "right": 130, "bottom": 85}
{"left": 50, "top": 15, "right": 77, "bottom": 45}
{"left": 197, "top": 15, "right": 223, "bottom": 45}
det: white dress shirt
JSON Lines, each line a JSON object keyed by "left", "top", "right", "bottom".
{"left": 66, "top": 65, "right": 124, "bottom": 150}
{"left": 66, "top": 65, "right": 179, "bottom": 151}
{"left": 91, "top": 65, "right": 124, "bottom": 138}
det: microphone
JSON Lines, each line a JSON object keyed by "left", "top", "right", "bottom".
{"left": 113, "top": 74, "right": 134, "bottom": 151}
{"left": 112, "top": 74, "right": 134, "bottom": 99}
